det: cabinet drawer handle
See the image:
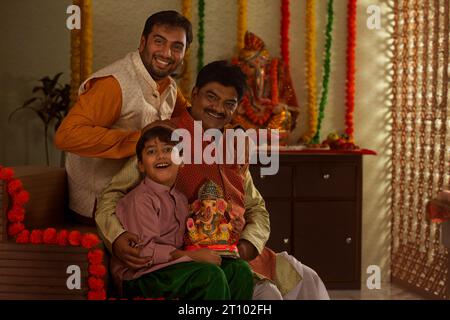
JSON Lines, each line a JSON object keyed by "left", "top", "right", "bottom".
{"left": 283, "top": 238, "right": 290, "bottom": 244}
{"left": 346, "top": 237, "right": 352, "bottom": 244}
{"left": 323, "top": 173, "right": 331, "bottom": 180}
{"left": 260, "top": 174, "right": 266, "bottom": 179}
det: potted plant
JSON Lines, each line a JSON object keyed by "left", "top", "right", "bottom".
{"left": 9, "top": 73, "right": 71, "bottom": 166}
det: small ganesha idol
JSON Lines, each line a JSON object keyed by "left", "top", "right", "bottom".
{"left": 184, "top": 180, "right": 240, "bottom": 257}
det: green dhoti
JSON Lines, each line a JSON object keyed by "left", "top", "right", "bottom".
{"left": 123, "top": 258, "right": 254, "bottom": 300}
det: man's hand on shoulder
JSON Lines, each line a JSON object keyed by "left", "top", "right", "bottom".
{"left": 112, "top": 231, "right": 152, "bottom": 269}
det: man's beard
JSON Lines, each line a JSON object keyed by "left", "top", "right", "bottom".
{"left": 146, "top": 57, "right": 177, "bottom": 80}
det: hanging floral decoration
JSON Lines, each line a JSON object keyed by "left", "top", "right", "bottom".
{"left": 280, "top": 0, "right": 290, "bottom": 68}
{"left": 70, "top": 0, "right": 82, "bottom": 105}
{"left": 80, "top": 0, "right": 93, "bottom": 83}
{"left": 302, "top": 0, "right": 318, "bottom": 143}
{"left": 180, "top": 0, "right": 193, "bottom": 97}
{"left": 0, "top": 166, "right": 106, "bottom": 300}
{"left": 70, "top": 0, "right": 93, "bottom": 106}
{"left": 311, "top": 0, "right": 334, "bottom": 144}
{"left": 237, "top": 0, "right": 248, "bottom": 51}
{"left": 197, "top": 0, "right": 205, "bottom": 73}
{"left": 345, "top": 0, "right": 357, "bottom": 142}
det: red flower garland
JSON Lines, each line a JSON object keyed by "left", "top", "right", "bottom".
{"left": 8, "top": 222, "right": 25, "bottom": 237}
{"left": 7, "top": 206, "right": 25, "bottom": 223}
{"left": 89, "top": 264, "right": 107, "bottom": 277}
{"left": 43, "top": 228, "right": 58, "bottom": 244}
{"left": 281, "top": 0, "right": 290, "bottom": 68}
{"left": 68, "top": 230, "right": 82, "bottom": 246}
{"left": 7, "top": 179, "right": 23, "bottom": 194}
{"left": 88, "top": 290, "right": 106, "bottom": 301}
{"left": 88, "top": 249, "right": 104, "bottom": 265}
{"left": 16, "top": 230, "right": 30, "bottom": 243}
{"left": 57, "top": 229, "right": 69, "bottom": 246}
{"left": 345, "top": 0, "right": 357, "bottom": 141}
{"left": 0, "top": 167, "right": 14, "bottom": 181}
{"left": 0, "top": 166, "right": 106, "bottom": 300}
{"left": 82, "top": 233, "right": 101, "bottom": 249}
{"left": 30, "top": 230, "right": 43, "bottom": 244}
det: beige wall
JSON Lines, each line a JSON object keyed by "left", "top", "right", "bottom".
{"left": 0, "top": 0, "right": 391, "bottom": 283}
{"left": 0, "top": 0, "right": 71, "bottom": 167}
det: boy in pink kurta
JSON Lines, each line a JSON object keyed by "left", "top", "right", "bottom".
{"left": 111, "top": 120, "right": 254, "bottom": 299}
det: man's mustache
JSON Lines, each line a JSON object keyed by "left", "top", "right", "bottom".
{"left": 204, "top": 108, "right": 225, "bottom": 118}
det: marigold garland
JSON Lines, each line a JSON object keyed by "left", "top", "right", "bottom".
{"left": 345, "top": 0, "right": 357, "bottom": 142}
{"left": 302, "top": 0, "right": 318, "bottom": 143}
{"left": 237, "top": 0, "right": 247, "bottom": 51}
{"left": 70, "top": 0, "right": 81, "bottom": 105}
{"left": 82, "top": 233, "right": 101, "bottom": 249}
{"left": 0, "top": 166, "right": 106, "bottom": 300}
{"left": 69, "top": 230, "right": 82, "bottom": 246}
{"left": 8, "top": 223, "right": 25, "bottom": 237}
{"left": 16, "top": 230, "right": 30, "bottom": 243}
{"left": 80, "top": 0, "right": 92, "bottom": 81}
{"left": 88, "top": 249, "right": 104, "bottom": 265}
{"left": 0, "top": 167, "right": 14, "bottom": 180}
{"left": 70, "top": 0, "right": 93, "bottom": 106}
{"left": 43, "top": 228, "right": 58, "bottom": 244}
{"left": 88, "top": 290, "right": 106, "bottom": 300}
{"left": 89, "top": 264, "right": 107, "bottom": 277}
{"left": 57, "top": 229, "right": 69, "bottom": 246}
{"left": 31, "top": 230, "right": 44, "bottom": 244}
{"left": 180, "top": 0, "right": 193, "bottom": 97}
{"left": 197, "top": 0, "right": 205, "bottom": 73}
{"left": 281, "top": 0, "right": 290, "bottom": 68}
{"left": 311, "top": 0, "right": 334, "bottom": 144}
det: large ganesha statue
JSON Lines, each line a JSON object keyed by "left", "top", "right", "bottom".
{"left": 229, "top": 31, "right": 299, "bottom": 143}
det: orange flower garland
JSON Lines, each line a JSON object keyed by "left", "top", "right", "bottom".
{"left": 70, "top": 0, "right": 93, "bottom": 106}
{"left": 302, "top": 0, "right": 318, "bottom": 143}
{"left": 70, "top": 0, "right": 81, "bottom": 106}
{"left": 80, "top": 0, "right": 93, "bottom": 81}
{"left": 345, "top": 0, "right": 357, "bottom": 142}
{"left": 0, "top": 166, "right": 105, "bottom": 300}
{"left": 237, "top": 0, "right": 247, "bottom": 51}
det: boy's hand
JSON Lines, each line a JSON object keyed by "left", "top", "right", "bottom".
{"left": 112, "top": 231, "right": 152, "bottom": 269}
{"left": 188, "top": 248, "right": 222, "bottom": 266}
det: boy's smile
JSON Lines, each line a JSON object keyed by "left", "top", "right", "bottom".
{"left": 138, "top": 137, "right": 181, "bottom": 187}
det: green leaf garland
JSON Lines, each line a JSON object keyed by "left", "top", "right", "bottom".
{"left": 312, "top": 0, "right": 334, "bottom": 144}
{"left": 197, "top": 0, "right": 205, "bottom": 73}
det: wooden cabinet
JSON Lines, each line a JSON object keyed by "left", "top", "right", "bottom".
{"left": 249, "top": 152, "right": 362, "bottom": 289}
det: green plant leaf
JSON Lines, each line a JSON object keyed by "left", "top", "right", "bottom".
{"left": 8, "top": 97, "right": 38, "bottom": 121}
{"left": 22, "top": 97, "right": 38, "bottom": 107}
{"left": 52, "top": 72, "right": 63, "bottom": 85}
{"left": 32, "top": 86, "right": 45, "bottom": 94}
